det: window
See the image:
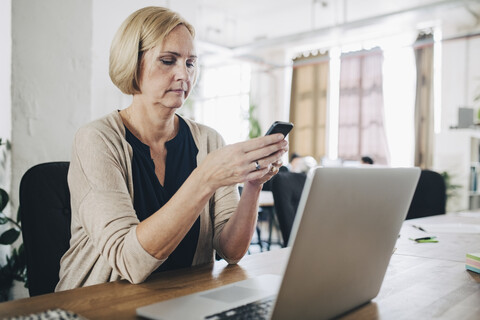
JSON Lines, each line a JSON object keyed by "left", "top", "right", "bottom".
{"left": 192, "top": 63, "right": 251, "bottom": 144}
{"left": 289, "top": 52, "right": 329, "bottom": 161}
{"left": 337, "top": 48, "right": 390, "bottom": 165}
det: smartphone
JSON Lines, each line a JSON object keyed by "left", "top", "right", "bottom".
{"left": 265, "top": 121, "right": 294, "bottom": 137}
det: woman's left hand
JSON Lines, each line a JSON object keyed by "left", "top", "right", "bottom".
{"left": 246, "top": 158, "right": 284, "bottom": 187}
{"left": 245, "top": 136, "right": 288, "bottom": 187}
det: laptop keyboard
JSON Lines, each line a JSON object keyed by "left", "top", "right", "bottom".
{"left": 204, "top": 295, "right": 276, "bottom": 320}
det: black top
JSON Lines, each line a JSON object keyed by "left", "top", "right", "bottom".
{"left": 125, "top": 115, "right": 200, "bottom": 272}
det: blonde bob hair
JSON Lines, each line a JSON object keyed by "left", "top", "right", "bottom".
{"left": 109, "top": 6, "right": 195, "bottom": 95}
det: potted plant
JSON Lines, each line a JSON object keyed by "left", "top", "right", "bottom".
{"left": 248, "top": 104, "right": 262, "bottom": 139}
{"left": 0, "top": 187, "right": 27, "bottom": 301}
{"left": 440, "top": 171, "right": 462, "bottom": 212}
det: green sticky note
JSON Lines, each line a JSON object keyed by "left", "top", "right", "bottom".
{"left": 416, "top": 238, "right": 438, "bottom": 243}
{"left": 466, "top": 253, "right": 480, "bottom": 261}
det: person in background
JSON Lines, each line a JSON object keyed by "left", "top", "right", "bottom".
{"left": 288, "top": 153, "right": 302, "bottom": 172}
{"left": 288, "top": 153, "right": 317, "bottom": 173}
{"left": 361, "top": 156, "right": 374, "bottom": 165}
{"left": 56, "top": 6, "right": 288, "bottom": 291}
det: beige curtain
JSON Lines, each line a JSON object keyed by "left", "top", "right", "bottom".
{"left": 414, "top": 32, "right": 434, "bottom": 169}
{"left": 338, "top": 48, "right": 390, "bottom": 165}
{"left": 289, "top": 52, "right": 329, "bottom": 161}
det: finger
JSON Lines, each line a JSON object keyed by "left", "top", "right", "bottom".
{"left": 241, "top": 133, "right": 285, "bottom": 153}
{"left": 245, "top": 140, "right": 287, "bottom": 164}
{"left": 260, "top": 162, "right": 279, "bottom": 177}
{"left": 270, "top": 165, "right": 279, "bottom": 174}
{"left": 255, "top": 149, "right": 285, "bottom": 169}
{"left": 249, "top": 157, "right": 270, "bottom": 173}
{"left": 225, "top": 138, "right": 282, "bottom": 170}
{"left": 248, "top": 166, "right": 279, "bottom": 186}
{"left": 250, "top": 159, "right": 279, "bottom": 173}
{"left": 245, "top": 167, "right": 270, "bottom": 181}
{"left": 272, "top": 159, "right": 283, "bottom": 167}
{"left": 252, "top": 160, "right": 261, "bottom": 172}
{"left": 247, "top": 159, "right": 268, "bottom": 175}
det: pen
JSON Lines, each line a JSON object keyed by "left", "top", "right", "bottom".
{"left": 412, "top": 236, "right": 435, "bottom": 241}
{"left": 411, "top": 224, "right": 426, "bottom": 232}
{"left": 408, "top": 236, "right": 438, "bottom": 243}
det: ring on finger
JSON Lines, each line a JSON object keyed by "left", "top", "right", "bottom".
{"left": 255, "top": 160, "right": 261, "bottom": 171}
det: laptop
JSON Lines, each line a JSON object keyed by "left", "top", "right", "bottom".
{"left": 137, "top": 167, "right": 420, "bottom": 320}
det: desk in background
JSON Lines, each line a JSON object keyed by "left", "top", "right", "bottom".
{"left": 0, "top": 213, "right": 479, "bottom": 319}
{"left": 258, "top": 190, "right": 274, "bottom": 207}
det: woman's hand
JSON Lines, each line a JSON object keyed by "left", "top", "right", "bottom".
{"left": 197, "top": 133, "right": 288, "bottom": 191}
{"left": 246, "top": 159, "right": 284, "bottom": 187}
{"left": 213, "top": 134, "right": 288, "bottom": 261}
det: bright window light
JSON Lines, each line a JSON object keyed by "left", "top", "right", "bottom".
{"left": 328, "top": 47, "right": 340, "bottom": 160}
{"left": 383, "top": 45, "right": 416, "bottom": 167}
{"left": 194, "top": 63, "right": 251, "bottom": 144}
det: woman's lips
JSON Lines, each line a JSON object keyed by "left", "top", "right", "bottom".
{"left": 169, "top": 89, "right": 185, "bottom": 94}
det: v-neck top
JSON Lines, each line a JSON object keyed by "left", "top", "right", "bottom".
{"left": 125, "top": 115, "right": 200, "bottom": 271}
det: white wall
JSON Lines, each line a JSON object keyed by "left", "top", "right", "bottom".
{"left": 431, "top": 8, "right": 480, "bottom": 211}
{"left": 0, "top": 0, "right": 12, "bottom": 274}
{"left": 10, "top": 0, "right": 93, "bottom": 209}
{"left": 90, "top": 0, "right": 161, "bottom": 119}
{"left": 0, "top": 0, "right": 12, "bottom": 192}
{"left": 434, "top": 35, "right": 480, "bottom": 211}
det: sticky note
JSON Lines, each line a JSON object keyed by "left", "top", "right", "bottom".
{"left": 466, "top": 253, "right": 480, "bottom": 273}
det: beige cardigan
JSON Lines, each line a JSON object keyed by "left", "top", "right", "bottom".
{"left": 56, "top": 111, "right": 240, "bottom": 291}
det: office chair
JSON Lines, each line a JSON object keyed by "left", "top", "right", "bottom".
{"left": 271, "top": 171, "right": 307, "bottom": 246}
{"left": 19, "top": 162, "right": 71, "bottom": 296}
{"left": 405, "top": 169, "right": 446, "bottom": 220}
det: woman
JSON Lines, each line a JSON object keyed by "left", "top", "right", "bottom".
{"left": 56, "top": 6, "right": 287, "bottom": 291}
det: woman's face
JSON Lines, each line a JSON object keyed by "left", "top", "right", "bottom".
{"left": 137, "top": 24, "right": 196, "bottom": 109}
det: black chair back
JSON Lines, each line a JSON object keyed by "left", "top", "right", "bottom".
{"left": 19, "top": 162, "right": 71, "bottom": 296}
{"left": 271, "top": 171, "right": 307, "bottom": 246}
{"left": 406, "top": 169, "right": 446, "bottom": 220}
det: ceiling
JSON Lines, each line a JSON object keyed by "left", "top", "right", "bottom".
{"left": 192, "top": 0, "right": 480, "bottom": 57}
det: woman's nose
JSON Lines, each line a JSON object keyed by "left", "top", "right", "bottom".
{"left": 174, "top": 62, "right": 189, "bottom": 81}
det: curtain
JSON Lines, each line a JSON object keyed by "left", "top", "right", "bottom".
{"left": 289, "top": 52, "right": 329, "bottom": 162}
{"left": 338, "top": 48, "right": 390, "bottom": 165}
{"left": 413, "top": 32, "right": 434, "bottom": 169}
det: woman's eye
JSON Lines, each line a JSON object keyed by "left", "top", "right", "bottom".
{"left": 186, "top": 61, "right": 195, "bottom": 68}
{"left": 160, "top": 59, "right": 175, "bottom": 65}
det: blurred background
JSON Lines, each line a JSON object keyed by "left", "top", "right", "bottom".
{"left": 1, "top": 0, "right": 480, "bottom": 215}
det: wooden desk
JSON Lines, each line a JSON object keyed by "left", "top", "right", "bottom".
{"left": 1, "top": 213, "right": 479, "bottom": 319}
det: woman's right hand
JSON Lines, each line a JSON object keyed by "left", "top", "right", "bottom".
{"left": 197, "top": 133, "right": 287, "bottom": 191}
